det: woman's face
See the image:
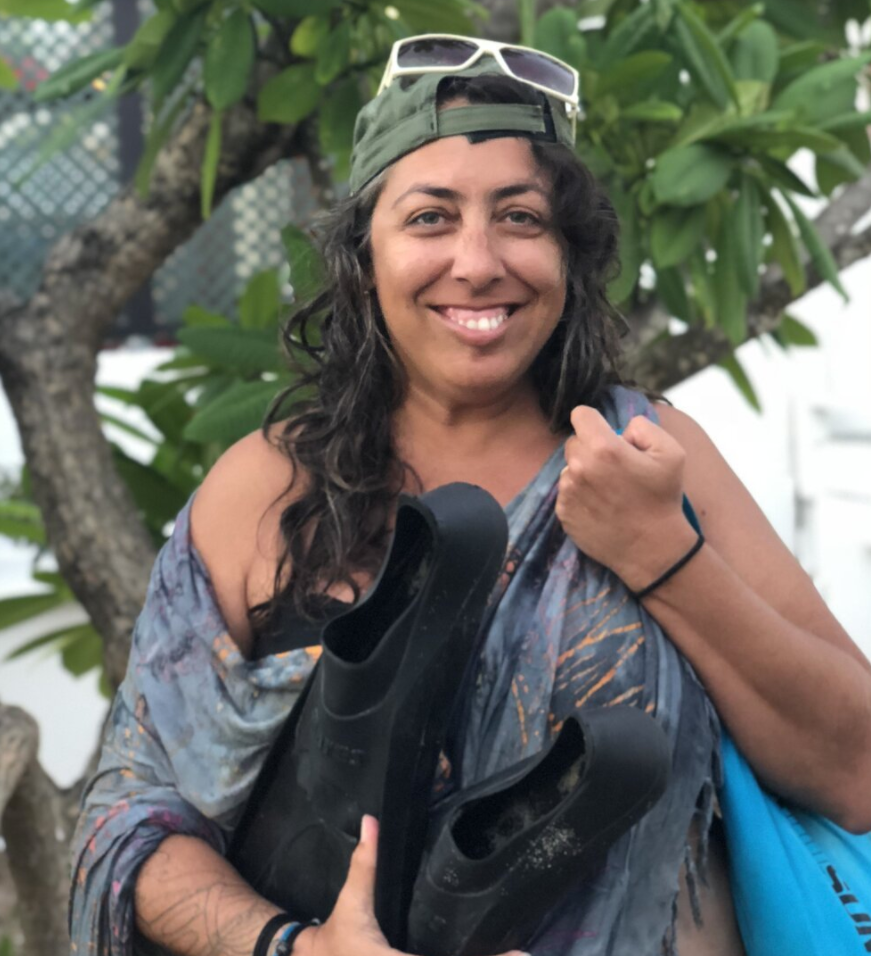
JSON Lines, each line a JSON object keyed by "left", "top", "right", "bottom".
{"left": 369, "top": 134, "right": 566, "bottom": 409}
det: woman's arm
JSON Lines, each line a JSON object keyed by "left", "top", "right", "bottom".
{"left": 556, "top": 404, "right": 871, "bottom": 833}
{"left": 135, "top": 836, "right": 283, "bottom": 956}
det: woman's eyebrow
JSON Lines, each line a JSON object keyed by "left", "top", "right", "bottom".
{"left": 392, "top": 185, "right": 460, "bottom": 208}
{"left": 391, "top": 182, "right": 550, "bottom": 209}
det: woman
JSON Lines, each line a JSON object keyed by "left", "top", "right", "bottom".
{"left": 70, "top": 38, "right": 871, "bottom": 956}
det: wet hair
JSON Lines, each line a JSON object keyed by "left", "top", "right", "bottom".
{"left": 254, "top": 72, "right": 626, "bottom": 629}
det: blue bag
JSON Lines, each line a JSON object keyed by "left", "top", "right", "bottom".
{"left": 719, "top": 728, "right": 871, "bottom": 955}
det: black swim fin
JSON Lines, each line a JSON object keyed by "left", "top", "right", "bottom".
{"left": 228, "top": 483, "right": 508, "bottom": 949}
{"left": 407, "top": 707, "right": 671, "bottom": 956}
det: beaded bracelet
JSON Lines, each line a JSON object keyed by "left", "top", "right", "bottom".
{"left": 630, "top": 532, "right": 705, "bottom": 600}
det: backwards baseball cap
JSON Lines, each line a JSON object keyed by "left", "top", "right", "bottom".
{"left": 348, "top": 58, "right": 577, "bottom": 195}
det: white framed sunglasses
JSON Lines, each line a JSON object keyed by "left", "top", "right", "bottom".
{"left": 378, "top": 34, "right": 581, "bottom": 137}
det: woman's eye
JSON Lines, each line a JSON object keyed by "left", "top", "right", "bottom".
{"left": 408, "top": 210, "right": 445, "bottom": 226}
{"left": 505, "top": 210, "right": 540, "bottom": 226}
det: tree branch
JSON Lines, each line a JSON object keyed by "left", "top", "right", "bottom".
{"left": 0, "top": 704, "right": 68, "bottom": 956}
{"left": 0, "top": 96, "right": 316, "bottom": 688}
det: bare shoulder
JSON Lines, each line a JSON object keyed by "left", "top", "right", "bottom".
{"left": 190, "top": 423, "right": 298, "bottom": 656}
{"left": 653, "top": 402, "right": 868, "bottom": 668}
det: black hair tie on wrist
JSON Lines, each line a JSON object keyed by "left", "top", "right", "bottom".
{"left": 630, "top": 532, "right": 705, "bottom": 601}
{"left": 253, "top": 914, "right": 294, "bottom": 956}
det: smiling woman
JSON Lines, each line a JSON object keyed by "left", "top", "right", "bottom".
{"left": 70, "top": 37, "right": 871, "bottom": 956}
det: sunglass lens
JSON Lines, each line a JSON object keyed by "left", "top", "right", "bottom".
{"left": 396, "top": 38, "right": 478, "bottom": 68}
{"left": 502, "top": 49, "right": 575, "bottom": 96}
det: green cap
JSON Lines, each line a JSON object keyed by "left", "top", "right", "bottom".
{"left": 348, "top": 60, "right": 574, "bottom": 195}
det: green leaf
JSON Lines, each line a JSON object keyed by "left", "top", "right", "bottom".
{"left": 656, "top": 267, "right": 692, "bottom": 322}
{"left": 239, "top": 269, "right": 281, "bottom": 330}
{"left": 135, "top": 380, "right": 194, "bottom": 443}
{"left": 620, "top": 100, "right": 683, "bottom": 123}
{"left": 0, "top": 57, "right": 18, "bottom": 90}
{"left": 183, "top": 380, "right": 282, "bottom": 444}
{"left": 0, "top": 0, "right": 90, "bottom": 22}
{"left": 315, "top": 20, "right": 351, "bottom": 86}
{"left": 773, "top": 53, "right": 871, "bottom": 126}
{"left": 783, "top": 194, "right": 848, "bottom": 302}
{"left": 200, "top": 110, "right": 221, "bottom": 220}
{"left": 0, "top": 592, "right": 68, "bottom": 631}
{"left": 651, "top": 144, "right": 732, "bottom": 207}
{"left": 290, "top": 16, "right": 330, "bottom": 58}
{"left": 757, "top": 156, "right": 816, "bottom": 198}
{"left": 674, "top": 2, "right": 738, "bottom": 109}
{"left": 319, "top": 76, "right": 363, "bottom": 179}
{"left": 112, "top": 448, "right": 189, "bottom": 530}
{"left": 124, "top": 10, "right": 176, "bottom": 71}
{"left": 816, "top": 146, "right": 867, "bottom": 195}
{"left": 719, "top": 354, "right": 761, "bottom": 411}
{"left": 730, "top": 20, "right": 779, "bottom": 83}
{"left": 533, "top": 7, "right": 587, "bottom": 70}
{"left": 600, "top": 3, "right": 656, "bottom": 65}
{"left": 818, "top": 110, "right": 871, "bottom": 133}
{"left": 134, "top": 92, "right": 189, "bottom": 197}
{"left": 597, "top": 51, "right": 672, "bottom": 100}
{"left": 608, "top": 184, "right": 641, "bottom": 303}
{"left": 717, "top": 3, "right": 764, "bottom": 45}
{"left": 151, "top": 7, "right": 207, "bottom": 107}
{"left": 5, "top": 622, "right": 86, "bottom": 663}
{"left": 649, "top": 205, "right": 705, "bottom": 269}
{"left": 182, "top": 305, "right": 231, "bottom": 328}
{"left": 99, "top": 411, "right": 161, "bottom": 445}
{"left": 713, "top": 126, "right": 841, "bottom": 156}
{"left": 777, "top": 41, "right": 828, "bottom": 76}
{"left": 389, "top": 0, "right": 478, "bottom": 34}
{"left": 253, "top": 0, "right": 340, "bottom": 16}
{"left": 0, "top": 500, "right": 46, "bottom": 546}
{"left": 712, "top": 222, "right": 748, "bottom": 345}
{"left": 258, "top": 63, "right": 321, "bottom": 124}
{"left": 776, "top": 313, "right": 818, "bottom": 347}
{"left": 734, "top": 174, "right": 763, "bottom": 297}
{"left": 33, "top": 47, "right": 124, "bottom": 103}
{"left": 61, "top": 625, "right": 103, "bottom": 677}
{"left": 204, "top": 9, "right": 254, "bottom": 111}
{"left": 281, "top": 224, "right": 325, "bottom": 303}
{"left": 760, "top": 197, "right": 799, "bottom": 290}
{"left": 176, "top": 326, "right": 283, "bottom": 373}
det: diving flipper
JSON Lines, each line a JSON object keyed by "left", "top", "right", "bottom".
{"left": 407, "top": 707, "right": 671, "bottom": 956}
{"left": 228, "top": 483, "right": 508, "bottom": 949}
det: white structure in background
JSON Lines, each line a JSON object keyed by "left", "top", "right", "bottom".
{"left": 0, "top": 258, "right": 869, "bottom": 791}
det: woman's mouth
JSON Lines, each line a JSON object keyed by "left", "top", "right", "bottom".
{"left": 430, "top": 305, "right": 516, "bottom": 334}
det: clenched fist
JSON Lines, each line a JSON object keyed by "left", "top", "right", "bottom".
{"left": 555, "top": 406, "right": 698, "bottom": 593}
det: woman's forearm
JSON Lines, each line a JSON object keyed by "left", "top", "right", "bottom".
{"left": 135, "top": 834, "right": 282, "bottom": 956}
{"left": 640, "top": 540, "right": 871, "bottom": 832}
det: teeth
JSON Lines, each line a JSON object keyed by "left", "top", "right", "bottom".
{"left": 450, "top": 312, "right": 507, "bottom": 331}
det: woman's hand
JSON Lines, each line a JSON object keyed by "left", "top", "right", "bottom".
{"left": 555, "top": 407, "right": 697, "bottom": 591}
{"left": 296, "top": 816, "right": 528, "bottom": 956}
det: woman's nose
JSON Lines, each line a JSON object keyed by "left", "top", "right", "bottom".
{"left": 449, "top": 225, "right": 507, "bottom": 289}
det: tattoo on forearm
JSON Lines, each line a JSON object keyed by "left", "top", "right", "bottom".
{"left": 137, "top": 852, "right": 275, "bottom": 956}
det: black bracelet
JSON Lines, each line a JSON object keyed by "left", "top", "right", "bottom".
{"left": 631, "top": 532, "right": 705, "bottom": 600}
{"left": 253, "top": 913, "right": 295, "bottom": 956}
{"left": 275, "top": 920, "right": 319, "bottom": 956}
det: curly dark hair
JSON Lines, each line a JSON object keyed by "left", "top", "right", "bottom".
{"left": 253, "top": 72, "right": 626, "bottom": 632}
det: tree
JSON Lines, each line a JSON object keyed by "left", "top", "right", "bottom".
{"left": 0, "top": 0, "right": 869, "bottom": 952}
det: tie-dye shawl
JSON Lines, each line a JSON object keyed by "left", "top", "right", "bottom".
{"left": 70, "top": 385, "right": 719, "bottom": 956}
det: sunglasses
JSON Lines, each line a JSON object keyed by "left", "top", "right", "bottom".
{"left": 378, "top": 35, "right": 581, "bottom": 138}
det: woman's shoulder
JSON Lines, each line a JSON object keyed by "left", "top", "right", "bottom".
{"left": 190, "top": 423, "right": 298, "bottom": 656}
